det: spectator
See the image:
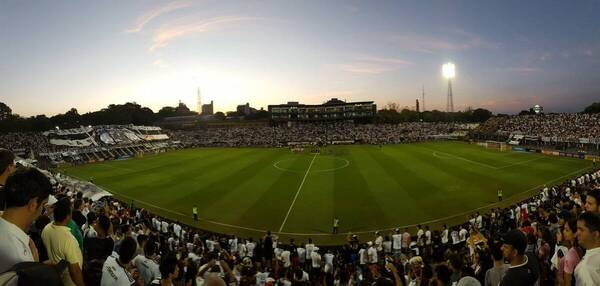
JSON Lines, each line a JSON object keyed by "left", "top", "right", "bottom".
{"left": 0, "top": 148, "right": 16, "bottom": 209}
{"left": 584, "top": 190, "right": 600, "bottom": 214}
{"left": 42, "top": 198, "right": 85, "bottom": 286}
{"left": 500, "top": 230, "right": 539, "bottom": 286}
{"left": 554, "top": 218, "right": 581, "bottom": 285}
{"left": 72, "top": 199, "right": 87, "bottom": 228}
{"left": 133, "top": 239, "right": 161, "bottom": 286}
{"left": 150, "top": 254, "right": 179, "bottom": 286}
{"left": 574, "top": 212, "right": 600, "bottom": 285}
{"left": 484, "top": 242, "right": 509, "bottom": 286}
{"left": 101, "top": 236, "right": 139, "bottom": 286}
{"left": 0, "top": 167, "right": 52, "bottom": 272}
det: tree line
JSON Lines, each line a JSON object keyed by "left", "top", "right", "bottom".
{"left": 0, "top": 101, "right": 598, "bottom": 133}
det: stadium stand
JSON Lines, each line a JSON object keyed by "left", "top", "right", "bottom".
{"left": 1, "top": 118, "right": 600, "bottom": 286}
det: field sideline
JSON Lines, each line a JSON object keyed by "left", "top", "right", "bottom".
{"left": 62, "top": 141, "right": 593, "bottom": 244}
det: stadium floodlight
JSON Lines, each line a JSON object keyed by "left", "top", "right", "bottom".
{"left": 442, "top": 62, "right": 456, "bottom": 79}
{"left": 442, "top": 62, "right": 455, "bottom": 112}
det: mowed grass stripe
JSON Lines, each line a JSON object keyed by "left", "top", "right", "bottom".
{"left": 329, "top": 146, "right": 392, "bottom": 232}
{"left": 357, "top": 146, "right": 428, "bottom": 225}
{"left": 62, "top": 142, "right": 593, "bottom": 242}
{"left": 283, "top": 154, "right": 338, "bottom": 233}
{"left": 234, "top": 153, "right": 315, "bottom": 231}
{"left": 168, "top": 149, "right": 288, "bottom": 219}
{"left": 95, "top": 149, "right": 253, "bottom": 202}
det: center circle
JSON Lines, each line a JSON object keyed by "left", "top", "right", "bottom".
{"left": 273, "top": 156, "right": 350, "bottom": 173}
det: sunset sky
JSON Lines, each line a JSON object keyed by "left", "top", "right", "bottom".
{"left": 1, "top": 0, "right": 599, "bottom": 116}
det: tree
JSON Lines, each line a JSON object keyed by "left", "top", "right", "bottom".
{"left": 157, "top": 106, "right": 177, "bottom": 118}
{"left": 472, "top": 108, "right": 492, "bottom": 122}
{"left": 583, "top": 102, "right": 600, "bottom": 113}
{"left": 0, "top": 102, "right": 12, "bottom": 120}
{"left": 518, "top": 110, "right": 534, "bottom": 116}
{"left": 213, "top": 112, "right": 226, "bottom": 120}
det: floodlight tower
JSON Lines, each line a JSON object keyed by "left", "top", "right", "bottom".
{"left": 442, "top": 63, "right": 456, "bottom": 112}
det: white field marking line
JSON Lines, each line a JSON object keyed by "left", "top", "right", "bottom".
{"left": 65, "top": 165, "right": 593, "bottom": 236}
{"left": 496, "top": 156, "right": 545, "bottom": 169}
{"left": 312, "top": 158, "right": 350, "bottom": 173}
{"left": 272, "top": 160, "right": 303, "bottom": 173}
{"left": 424, "top": 147, "right": 497, "bottom": 169}
{"left": 278, "top": 153, "right": 318, "bottom": 232}
{"left": 274, "top": 157, "right": 350, "bottom": 173}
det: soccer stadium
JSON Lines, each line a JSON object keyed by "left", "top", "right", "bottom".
{"left": 2, "top": 2, "right": 600, "bottom": 286}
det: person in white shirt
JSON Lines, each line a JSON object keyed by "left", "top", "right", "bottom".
{"left": 280, "top": 247, "right": 291, "bottom": 268}
{"left": 0, "top": 167, "right": 51, "bottom": 273}
{"left": 574, "top": 212, "right": 600, "bottom": 285}
{"left": 424, "top": 226, "right": 432, "bottom": 246}
{"left": 367, "top": 241, "right": 378, "bottom": 264}
{"left": 441, "top": 224, "right": 449, "bottom": 245}
{"left": 206, "top": 238, "right": 216, "bottom": 252}
{"left": 475, "top": 213, "right": 483, "bottom": 230}
{"left": 173, "top": 223, "right": 182, "bottom": 238}
{"left": 229, "top": 236, "right": 238, "bottom": 254}
{"left": 305, "top": 239, "right": 315, "bottom": 262}
{"left": 323, "top": 250, "right": 335, "bottom": 274}
{"left": 459, "top": 226, "right": 468, "bottom": 245}
{"left": 392, "top": 229, "right": 402, "bottom": 256}
{"left": 358, "top": 245, "right": 368, "bottom": 266}
{"left": 152, "top": 218, "right": 160, "bottom": 231}
{"left": 246, "top": 239, "right": 256, "bottom": 258}
{"left": 132, "top": 240, "right": 160, "bottom": 286}
{"left": 238, "top": 242, "right": 247, "bottom": 258}
{"left": 451, "top": 228, "right": 460, "bottom": 247}
{"left": 311, "top": 247, "right": 321, "bottom": 269}
{"left": 375, "top": 231, "right": 384, "bottom": 252}
{"left": 101, "top": 237, "right": 139, "bottom": 286}
{"left": 297, "top": 245, "right": 306, "bottom": 265}
{"left": 416, "top": 225, "right": 424, "bottom": 241}
{"left": 161, "top": 220, "right": 169, "bottom": 234}
{"left": 383, "top": 236, "right": 392, "bottom": 255}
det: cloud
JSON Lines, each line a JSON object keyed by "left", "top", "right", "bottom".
{"left": 152, "top": 58, "right": 168, "bottom": 68}
{"left": 505, "top": 67, "right": 540, "bottom": 74}
{"left": 126, "top": 1, "right": 193, "bottom": 33}
{"left": 337, "top": 56, "right": 413, "bottom": 74}
{"left": 149, "top": 16, "right": 255, "bottom": 51}
{"left": 389, "top": 29, "right": 496, "bottom": 53}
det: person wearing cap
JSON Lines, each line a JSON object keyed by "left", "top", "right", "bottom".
{"left": 0, "top": 167, "right": 53, "bottom": 273}
{"left": 574, "top": 212, "right": 600, "bottom": 285}
{"left": 500, "top": 229, "right": 540, "bottom": 286}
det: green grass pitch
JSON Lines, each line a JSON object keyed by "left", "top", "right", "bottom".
{"left": 62, "top": 141, "right": 593, "bottom": 244}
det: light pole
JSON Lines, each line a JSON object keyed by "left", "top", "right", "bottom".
{"left": 442, "top": 63, "right": 456, "bottom": 112}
